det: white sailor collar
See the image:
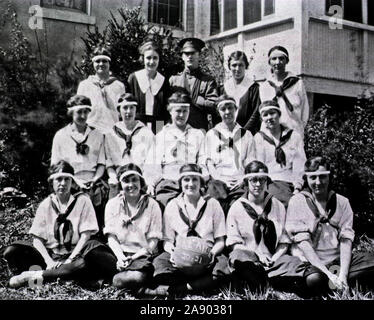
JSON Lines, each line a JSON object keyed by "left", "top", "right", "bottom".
{"left": 214, "top": 122, "right": 243, "bottom": 136}
{"left": 224, "top": 76, "right": 255, "bottom": 104}
{"left": 114, "top": 120, "right": 145, "bottom": 134}
{"left": 135, "top": 69, "right": 165, "bottom": 95}
{"left": 176, "top": 193, "right": 207, "bottom": 217}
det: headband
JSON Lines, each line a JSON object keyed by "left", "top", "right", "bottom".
{"left": 269, "top": 50, "right": 289, "bottom": 60}
{"left": 119, "top": 170, "right": 144, "bottom": 182}
{"left": 179, "top": 171, "right": 204, "bottom": 179}
{"left": 168, "top": 103, "right": 190, "bottom": 108}
{"left": 304, "top": 170, "right": 330, "bottom": 176}
{"left": 49, "top": 172, "right": 75, "bottom": 181}
{"left": 244, "top": 172, "right": 269, "bottom": 179}
{"left": 217, "top": 100, "right": 236, "bottom": 109}
{"left": 259, "top": 105, "right": 281, "bottom": 114}
{"left": 67, "top": 105, "right": 92, "bottom": 113}
{"left": 92, "top": 55, "right": 111, "bottom": 62}
{"left": 118, "top": 101, "right": 138, "bottom": 108}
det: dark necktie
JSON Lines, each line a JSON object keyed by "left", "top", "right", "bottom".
{"left": 267, "top": 76, "right": 300, "bottom": 112}
{"left": 241, "top": 192, "right": 277, "bottom": 254}
{"left": 121, "top": 195, "right": 150, "bottom": 227}
{"left": 259, "top": 127, "right": 293, "bottom": 168}
{"left": 177, "top": 197, "right": 210, "bottom": 238}
{"left": 51, "top": 192, "right": 82, "bottom": 251}
{"left": 113, "top": 125, "right": 142, "bottom": 158}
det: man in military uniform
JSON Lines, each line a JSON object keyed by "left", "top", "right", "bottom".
{"left": 169, "top": 38, "right": 219, "bottom": 131}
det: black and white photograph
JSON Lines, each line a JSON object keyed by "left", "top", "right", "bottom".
{"left": 1, "top": 0, "right": 374, "bottom": 312}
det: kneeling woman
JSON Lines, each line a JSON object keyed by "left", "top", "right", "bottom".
{"left": 3, "top": 161, "right": 113, "bottom": 288}
{"left": 226, "top": 161, "right": 299, "bottom": 291}
{"left": 286, "top": 156, "right": 374, "bottom": 295}
{"left": 104, "top": 163, "right": 162, "bottom": 291}
{"left": 150, "top": 164, "right": 227, "bottom": 296}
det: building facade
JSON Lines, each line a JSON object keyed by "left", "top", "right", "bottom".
{"left": 1, "top": 0, "right": 373, "bottom": 109}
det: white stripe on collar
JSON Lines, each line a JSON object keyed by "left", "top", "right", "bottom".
{"left": 135, "top": 69, "right": 165, "bottom": 95}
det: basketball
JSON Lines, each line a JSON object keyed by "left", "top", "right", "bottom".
{"left": 171, "top": 236, "right": 212, "bottom": 276}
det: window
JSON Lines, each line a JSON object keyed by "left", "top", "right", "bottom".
{"left": 224, "top": 0, "right": 237, "bottom": 31}
{"left": 41, "top": 0, "right": 87, "bottom": 13}
{"left": 368, "top": 0, "right": 374, "bottom": 26}
{"left": 148, "top": 0, "right": 183, "bottom": 28}
{"left": 325, "top": 0, "right": 362, "bottom": 23}
{"left": 210, "top": 0, "right": 222, "bottom": 35}
{"left": 243, "top": 0, "right": 275, "bottom": 25}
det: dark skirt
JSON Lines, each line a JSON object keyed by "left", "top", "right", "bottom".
{"left": 155, "top": 179, "right": 180, "bottom": 208}
{"left": 267, "top": 180, "right": 294, "bottom": 208}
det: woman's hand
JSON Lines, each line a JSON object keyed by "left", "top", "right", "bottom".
{"left": 327, "top": 272, "right": 348, "bottom": 291}
{"left": 207, "top": 252, "right": 217, "bottom": 269}
{"left": 257, "top": 254, "right": 274, "bottom": 267}
{"left": 46, "top": 260, "right": 62, "bottom": 270}
{"left": 116, "top": 255, "right": 133, "bottom": 271}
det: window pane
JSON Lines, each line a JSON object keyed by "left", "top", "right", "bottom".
{"left": 210, "top": 0, "right": 221, "bottom": 35}
{"left": 148, "top": 0, "right": 182, "bottom": 27}
{"left": 344, "top": 0, "right": 362, "bottom": 23}
{"left": 368, "top": 0, "right": 374, "bottom": 26}
{"left": 325, "top": 0, "right": 342, "bottom": 15}
{"left": 224, "top": 0, "right": 237, "bottom": 31}
{"left": 264, "top": 0, "right": 274, "bottom": 16}
{"left": 243, "top": 0, "right": 261, "bottom": 25}
{"left": 41, "top": 0, "right": 86, "bottom": 13}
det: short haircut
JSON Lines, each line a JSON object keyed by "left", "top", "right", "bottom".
{"left": 167, "top": 88, "right": 192, "bottom": 111}
{"left": 228, "top": 51, "right": 249, "bottom": 69}
{"left": 178, "top": 163, "right": 205, "bottom": 189}
{"left": 66, "top": 95, "right": 91, "bottom": 116}
{"left": 243, "top": 160, "right": 271, "bottom": 185}
{"left": 92, "top": 46, "right": 111, "bottom": 59}
{"left": 268, "top": 45, "right": 289, "bottom": 63}
{"left": 139, "top": 40, "right": 161, "bottom": 59}
{"left": 303, "top": 156, "right": 332, "bottom": 189}
{"left": 116, "top": 163, "right": 146, "bottom": 190}
{"left": 117, "top": 93, "right": 138, "bottom": 113}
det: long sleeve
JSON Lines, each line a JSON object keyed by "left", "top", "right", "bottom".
{"left": 291, "top": 133, "right": 307, "bottom": 190}
{"left": 298, "top": 80, "right": 310, "bottom": 128}
{"left": 243, "top": 83, "right": 261, "bottom": 135}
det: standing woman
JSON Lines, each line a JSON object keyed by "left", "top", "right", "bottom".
{"left": 286, "top": 156, "right": 374, "bottom": 296}
{"left": 3, "top": 161, "right": 114, "bottom": 288}
{"left": 223, "top": 51, "right": 261, "bottom": 135}
{"left": 127, "top": 40, "right": 169, "bottom": 133}
{"left": 254, "top": 100, "right": 306, "bottom": 207}
{"left": 259, "top": 46, "right": 309, "bottom": 139}
{"left": 77, "top": 46, "right": 126, "bottom": 133}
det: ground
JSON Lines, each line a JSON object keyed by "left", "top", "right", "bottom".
{"left": 1, "top": 199, "right": 374, "bottom": 301}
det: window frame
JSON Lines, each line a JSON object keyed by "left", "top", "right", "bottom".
{"left": 40, "top": 0, "right": 90, "bottom": 15}
{"left": 325, "top": 0, "right": 365, "bottom": 24}
{"left": 148, "top": 0, "right": 184, "bottom": 29}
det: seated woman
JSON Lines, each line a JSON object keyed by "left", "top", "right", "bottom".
{"left": 286, "top": 156, "right": 374, "bottom": 296}
{"left": 149, "top": 164, "right": 227, "bottom": 296}
{"left": 226, "top": 160, "right": 301, "bottom": 292}
{"left": 259, "top": 45, "right": 309, "bottom": 139}
{"left": 77, "top": 45, "right": 126, "bottom": 133}
{"left": 105, "top": 93, "right": 155, "bottom": 198}
{"left": 51, "top": 95, "right": 108, "bottom": 237}
{"left": 254, "top": 100, "right": 306, "bottom": 207}
{"left": 222, "top": 51, "right": 261, "bottom": 135}
{"left": 104, "top": 163, "right": 162, "bottom": 292}
{"left": 144, "top": 89, "right": 206, "bottom": 208}
{"left": 127, "top": 39, "right": 169, "bottom": 133}
{"left": 3, "top": 161, "right": 115, "bottom": 288}
{"left": 205, "top": 94, "right": 256, "bottom": 213}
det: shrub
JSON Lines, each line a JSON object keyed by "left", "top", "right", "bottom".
{"left": 0, "top": 2, "right": 80, "bottom": 196}
{"left": 305, "top": 94, "right": 374, "bottom": 236}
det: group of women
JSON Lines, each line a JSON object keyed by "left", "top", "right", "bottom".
{"left": 3, "top": 37, "right": 374, "bottom": 298}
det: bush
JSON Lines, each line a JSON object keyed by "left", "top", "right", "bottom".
{"left": 305, "top": 94, "right": 374, "bottom": 236}
{"left": 0, "top": 2, "right": 80, "bottom": 196}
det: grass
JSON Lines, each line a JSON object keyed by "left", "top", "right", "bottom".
{"left": 1, "top": 200, "right": 374, "bottom": 300}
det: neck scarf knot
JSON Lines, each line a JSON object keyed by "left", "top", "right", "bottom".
{"left": 241, "top": 192, "right": 277, "bottom": 254}
{"left": 113, "top": 124, "right": 142, "bottom": 158}
{"left": 121, "top": 194, "right": 150, "bottom": 228}
{"left": 268, "top": 76, "right": 299, "bottom": 112}
{"left": 213, "top": 128, "right": 246, "bottom": 169}
{"left": 259, "top": 127, "right": 293, "bottom": 168}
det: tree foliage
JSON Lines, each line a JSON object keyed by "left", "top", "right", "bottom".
{"left": 305, "top": 94, "right": 374, "bottom": 235}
